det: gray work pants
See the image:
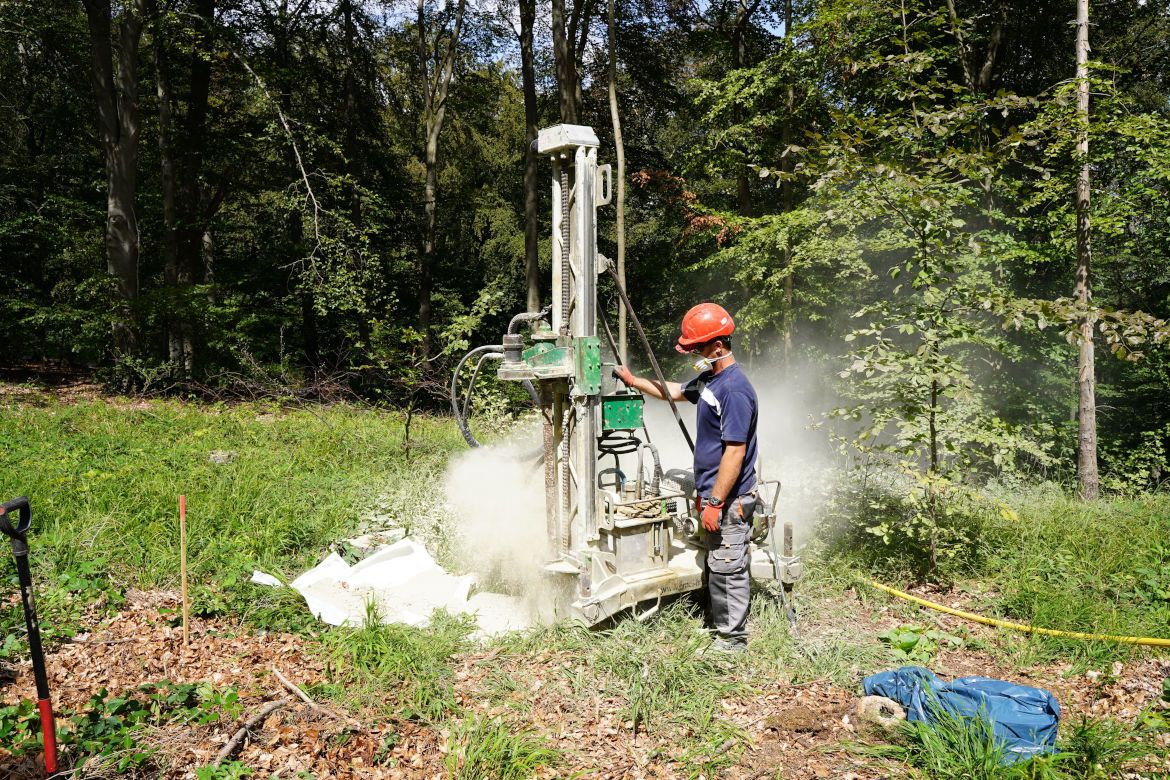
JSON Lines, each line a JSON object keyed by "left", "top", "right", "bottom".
{"left": 705, "top": 494, "right": 757, "bottom": 640}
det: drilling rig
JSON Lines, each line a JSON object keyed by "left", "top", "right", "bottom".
{"left": 453, "top": 124, "right": 801, "bottom": 625}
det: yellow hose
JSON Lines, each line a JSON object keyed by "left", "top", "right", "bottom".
{"left": 869, "top": 581, "right": 1170, "bottom": 648}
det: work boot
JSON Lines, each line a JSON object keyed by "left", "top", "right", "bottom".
{"left": 709, "top": 637, "right": 747, "bottom": 655}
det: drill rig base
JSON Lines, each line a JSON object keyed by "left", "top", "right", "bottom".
{"left": 572, "top": 538, "right": 705, "bottom": 626}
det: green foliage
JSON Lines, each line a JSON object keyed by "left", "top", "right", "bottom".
{"left": 0, "top": 682, "right": 243, "bottom": 772}
{"left": 0, "top": 699, "right": 44, "bottom": 758}
{"left": 443, "top": 716, "right": 561, "bottom": 780}
{"left": 878, "top": 624, "right": 964, "bottom": 664}
{"left": 321, "top": 603, "right": 475, "bottom": 721}
{"left": 194, "top": 761, "right": 253, "bottom": 780}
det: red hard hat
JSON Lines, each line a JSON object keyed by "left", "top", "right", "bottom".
{"left": 676, "top": 303, "right": 735, "bottom": 353}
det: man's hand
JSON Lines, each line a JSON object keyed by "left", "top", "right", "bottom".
{"left": 701, "top": 500, "right": 722, "bottom": 533}
{"left": 613, "top": 365, "right": 635, "bottom": 386}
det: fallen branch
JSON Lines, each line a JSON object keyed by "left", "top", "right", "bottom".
{"left": 213, "top": 695, "right": 292, "bottom": 768}
{"left": 272, "top": 667, "right": 362, "bottom": 731}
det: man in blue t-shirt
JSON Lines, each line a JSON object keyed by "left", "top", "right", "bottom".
{"left": 614, "top": 303, "right": 759, "bottom": 653}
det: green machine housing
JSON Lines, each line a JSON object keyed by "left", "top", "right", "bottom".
{"left": 519, "top": 336, "right": 644, "bottom": 432}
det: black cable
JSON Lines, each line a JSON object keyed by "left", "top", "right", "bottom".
{"left": 452, "top": 345, "right": 543, "bottom": 451}
{"left": 604, "top": 266, "right": 695, "bottom": 453}
{"left": 598, "top": 429, "right": 641, "bottom": 455}
{"left": 451, "top": 345, "right": 502, "bottom": 448}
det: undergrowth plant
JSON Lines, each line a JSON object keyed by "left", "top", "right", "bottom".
{"left": 0, "top": 682, "right": 241, "bottom": 774}
{"left": 321, "top": 602, "right": 474, "bottom": 720}
{"left": 443, "top": 716, "right": 562, "bottom": 780}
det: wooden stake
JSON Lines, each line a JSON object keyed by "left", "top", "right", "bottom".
{"left": 180, "top": 494, "right": 189, "bottom": 646}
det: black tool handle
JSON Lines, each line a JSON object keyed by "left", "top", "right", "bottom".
{"left": 0, "top": 496, "right": 31, "bottom": 558}
{"left": 13, "top": 552, "right": 49, "bottom": 695}
{"left": 0, "top": 496, "right": 57, "bottom": 772}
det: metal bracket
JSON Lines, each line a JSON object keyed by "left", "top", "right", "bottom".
{"left": 596, "top": 164, "right": 612, "bottom": 206}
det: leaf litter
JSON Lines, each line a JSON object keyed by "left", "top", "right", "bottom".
{"left": 2, "top": 586, "right": 1169, "bottom": 778}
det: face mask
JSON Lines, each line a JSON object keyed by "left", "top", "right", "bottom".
{"left": 693, "top": 352, "right": 731, "bottom": 372}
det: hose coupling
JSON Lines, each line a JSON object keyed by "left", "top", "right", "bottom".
{"left": 502, "top": 333, "right": 525, "bottom": 366}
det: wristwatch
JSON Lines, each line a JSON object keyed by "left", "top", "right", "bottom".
{"left": 706, "top": 496, "right": 725, "bottom": 508}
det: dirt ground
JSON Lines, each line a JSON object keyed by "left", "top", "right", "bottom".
{"left": 3, "top": 585, "right": 1169, "bottom": 779}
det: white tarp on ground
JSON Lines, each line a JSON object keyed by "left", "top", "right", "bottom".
{"left": 258, "top": 537, "right": 532, "bottom": 636}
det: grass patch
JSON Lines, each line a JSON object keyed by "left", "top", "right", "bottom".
{"left": 444, "top": 715, "right": 563, "bottom": 779}
{"left": 971, "top": 487, "right": 1170, "bottom": 667}
{"left": 320, "top": 602, "right": 475, "bottom": 720}
{"left": 820, "top": 477, "right": 1170, "bottom": 668}
{"left": 851, "top": 710, "right": 1165, "bottom": 780}
{"left": 0, "top": 398, "right": 463, "bottom": 639}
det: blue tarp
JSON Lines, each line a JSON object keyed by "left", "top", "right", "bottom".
{"left": 863, "top": 666, "right": 1060, "bottom": 764}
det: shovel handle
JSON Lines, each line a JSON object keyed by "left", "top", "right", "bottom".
{"left": 0, "top": 498, "right": 31, "bottom": 547}
{"left": 39, "top": 698, "right": 57, "bottom": 774}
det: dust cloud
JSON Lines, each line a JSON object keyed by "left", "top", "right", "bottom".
{"left": 443, "top": 427, "right": 564, "bottom": 622}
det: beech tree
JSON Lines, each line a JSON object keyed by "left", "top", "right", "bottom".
{"left": 83, "top": 0, "right": 146, "bottom": 379}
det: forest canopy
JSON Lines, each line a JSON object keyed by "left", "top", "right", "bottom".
{"left": 3, "top": 0, "right": 1170, "bottom": 504}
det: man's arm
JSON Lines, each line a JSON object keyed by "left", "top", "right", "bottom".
{"left": 616, "top": 367, "right": 686, "bottom": 402}
{"left": 711, "top": 442, "right": 746, "bottom": 503}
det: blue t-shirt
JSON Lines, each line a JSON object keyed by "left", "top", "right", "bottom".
{"left": 683, "top": 362, "right": 758, "bottom": 498}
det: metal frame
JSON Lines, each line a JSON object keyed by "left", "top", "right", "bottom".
{"left": 498, "top": 124, "right": 794, "bottom": 625}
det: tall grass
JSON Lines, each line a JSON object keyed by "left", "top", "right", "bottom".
{"left": 852, "top": 710, "right": 1163, "bottom": 780}
{"left": 0, "top": 398, "right": 465, "bottom": 639}
{"left": 0, "top": 398, "right": 462, "bottom": 584}
{"left": 444, "top": 716, "right": 562, "bottom": 779}
{"left": 821, "top": 475, "right": 1170, "bottom": 667}
{"left": 321, "top": 602, "right": 474, "bottom": 719}
{"left": 973, "top": 486, "right": 1170, "bottom": 666}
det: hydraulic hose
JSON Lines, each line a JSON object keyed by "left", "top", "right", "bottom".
{"left": 450, "top": 344, "right": 540, "bottom": 448}
{"left": 451, "top": 345, "right": 502, "bottom": 447}
{"left": 869, "top": 581, "right": 1170, "bottom": 647}
{"left": 463, "top": 350, "right": 498, "bottom": 421}
{"left": 509, "top": 305, "right": 551, "bottom": 334}
{"left": 604, "top": 265, "right": 695, "bottom": 453}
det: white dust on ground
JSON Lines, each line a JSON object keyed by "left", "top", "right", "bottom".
{"left": 443, "top": 428, "right": 566, "bottom": 626}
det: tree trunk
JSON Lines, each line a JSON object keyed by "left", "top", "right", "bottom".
{"left": 1074, "top": 0, "right": 1098, "bottom": 500}
{"left": 342, "top": 0, "right": 371, "bottom": 347}
{"left": 83, "top": 0, "right": 146, "bottom": 375}
{"left": 570, "top": 0, "right": 593, "bottom": 119}
{"left": 781, "top": 0, "right": 794, "bottom": 366}
{"left": 731, "top": 0, "right": 756, "bottom": 217}
{"left": 520, "top": 0, "right": 540, "bottom": 313}
{"left": 154, "top": 29, "right": 183, "bottom": 371}
{"left": 417, "top": 0, "right": 467, "bottom": 359}
{"left": 551, "top": 0, "right": 579, "bottom": 123}
{"left": 171, "top": 0, "right": 214, "bottom": 376}
{"left": 607, "top": 0, "right": 627, "bottom": 361}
